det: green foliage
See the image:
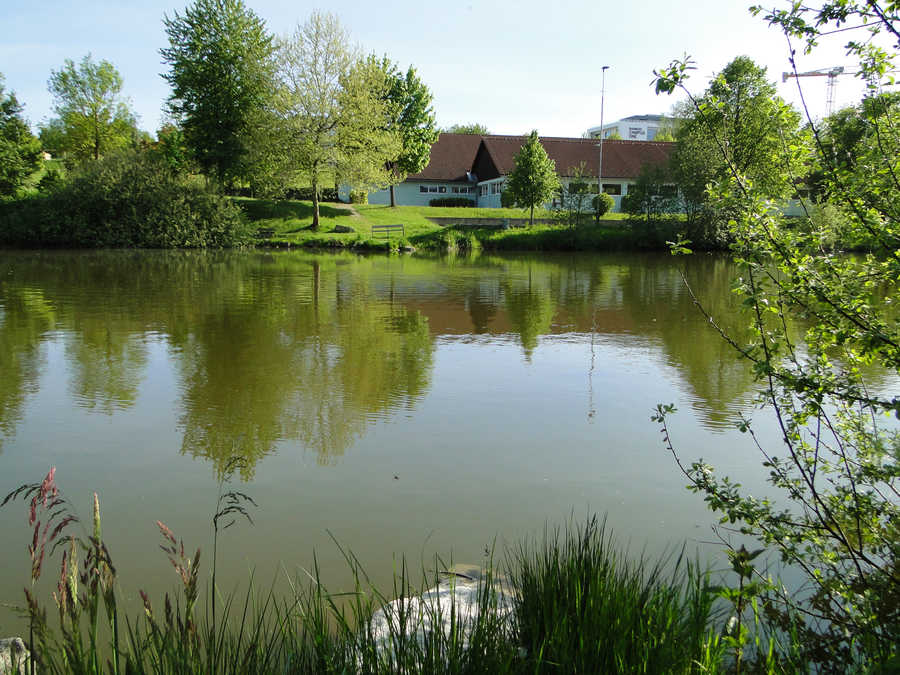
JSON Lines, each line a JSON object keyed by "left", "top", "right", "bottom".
{"left": 153, "top": 123, "right": 192, "bottom": 174}
{"left": 665, "top": 56, "right": 808, "bottom": 244}
{"left": 443, "top": 122, "right": 490, "bottom": 135}
{"left": 37, "top": 167, "right": 65, "bottom": 193}
{"left": 653, "top": 5, "right": 900, "bottom": 669}
{"left": 387, "top": 65, "right": 439, "bottom": 179}
{"left": 38, "top": 118, "right": 68, "bottom": 160}
{"left": 270, "top": 13, "right": 400, "bottom": 229}
{"left": 337, "top": 55, "right": 403, "bottom": 195}
{"left": 46, "top": 54, "right": 139, "bottom": 162}
{"left": 161, "top": 0, "right": 274, "bottom": 185}
{"left": 554, "top": 164, "right": 595, "bottom": 228}
{"left": 593, "top": 192, "right": 615, "bottom": 217}
{"left": 621, "top": 162, "right": 681, "bottom": 226}
{"left": 505, "top": 131, "right": 560, "bottom": 227}
{"left": 0, "top": 75, "right": 42, "bottom": 198}
{"left": 428, "top": 197, "right": 474, "bottom": 207}
{"left": 604, "top": 130, "right": 622, "bottom": 140}
{"left": 0, "top": 149, "right": 251, "bottom": 248}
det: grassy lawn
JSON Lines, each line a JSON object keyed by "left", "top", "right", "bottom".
{"left": 236, "top": 197, "right": 635, "bottom": 251}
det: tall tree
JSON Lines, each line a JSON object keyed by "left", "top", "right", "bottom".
{"left": 274, "top": 11, "right": 354, "bottom": 230}
{"left": 385, "top": 65, "right": 439, "bottom": 207}
{"left": 669, "top": 56, "right": 806, "bottom": 239}
{"left": 161, "top": 0, "right": 274, "bottom": 186}
{"left": 443, "top": 122, "right": 489, "bottom": 135}
{"left": 0, "top": 74, "right": 42, "bottom": 197}
{"left": 336, "top": 55, "right": 402, "bottom": 199}
{"left": 505, "top": 130, "right": 560, "bottom": 226}
{"left": 47, "top": 55, "right": 137, "bottom": 161}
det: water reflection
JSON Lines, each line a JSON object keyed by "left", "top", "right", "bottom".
{"left": 3, "top": 249, "right": 889, "bottom": 472}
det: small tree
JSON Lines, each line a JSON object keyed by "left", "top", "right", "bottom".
{"left": 274, "top": 11, "right": 354, "bottom": 230}
{"left": 336, "top": 55, "right": 403, "bottom": 198}
{"left": 385, "top": 64, "right": 439, "bottom": 207}
{"left": 505, "top": 130, "right": 559, "bottom": 226}
{"left": 555, "top": 163, "right": 594, "bottom": 228}
{"left": 0, "top": 74, "right": 42, "bottom": 197}
{"left": 47, "top": 55, "right": 138, "bottom": 162}
{"left": 593, "top": 192, "right": 615, "bottom": 218}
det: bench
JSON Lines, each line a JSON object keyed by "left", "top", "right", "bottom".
{"left": 255, "top": 227, "right": 276, "bottom": 239}
{"left": 372, "top": 224, "right": 405, "bottom": 239}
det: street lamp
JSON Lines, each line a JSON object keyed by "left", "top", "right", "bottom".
{"left": 597, "top": 65, "right": 610, "bottom": 199}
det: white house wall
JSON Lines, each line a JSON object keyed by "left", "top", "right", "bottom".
{"left": 363, "top": 182, "right": 477, "bottom": 206}
{"left": 346, "top": 178, "right": 634, "bottom": 211}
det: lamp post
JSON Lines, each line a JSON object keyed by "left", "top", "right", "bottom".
{"left": 597, "top": 65, "right": 610, "bottom": 199}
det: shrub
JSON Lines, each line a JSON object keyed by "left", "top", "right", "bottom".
{"left": 428, "top": 197, "right": 474, "bottom": 207}
{"left": 0, "top": 149, "right": 251, "bottom": 248}
{"left": 37, "top": 167, "right": 65, "bottom": 193}
{"left": 349, "top": 189, "right": 368, "bottom": 204}
{"left": 593, "top": 192, "right": 615, "bottom": 217}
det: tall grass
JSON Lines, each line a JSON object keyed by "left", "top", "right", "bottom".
{"left": 510, "top": 515, "right": 724, "bottom": 673}
{"left": 4, "top": 469, "right": 804, "bottom": 674}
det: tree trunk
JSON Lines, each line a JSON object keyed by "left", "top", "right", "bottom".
{"left": 529, "top": 204, "right": 535, "bottom": 227}
{"left": 312, "top": 176, "right": 320, "bottom": 231}
{"left": 389, "top": 162, "right": 398, "bottom": 207}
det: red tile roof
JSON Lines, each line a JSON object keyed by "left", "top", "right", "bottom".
{"left": 477, "top": 136, "right": 674, "bottom": 180}
{"left": 408, "top": 133, "right": 673, "bottom": 183}
{"left": 407, "top": 133, "right": 484, "bottom": 182}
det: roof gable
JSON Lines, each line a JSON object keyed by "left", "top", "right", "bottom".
{"left": 407, "top": 133, "right": 483, "bottom": 182}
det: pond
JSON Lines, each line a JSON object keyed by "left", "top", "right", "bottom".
{"left": 0, "top": 249, "right": 814, "bottom": 634}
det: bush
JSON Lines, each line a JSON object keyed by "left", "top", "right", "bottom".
{"left": 37, "top": 167, "right": 65, "bottom": 193}
{"left": 349, "top": 189, "right": 368, "bottom": 204}
{"left": 0, "top": 149, "right": 251, "bottom": 248}
{"left": 593, "top": 192, "right": 615, "bottom": 217}
{"left": 284, "top": 186, "right": 339, "bottom": 202}
{"left": 428, "top": 197, "right": 474, "bottom": 207}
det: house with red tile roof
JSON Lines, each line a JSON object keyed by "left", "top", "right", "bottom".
{"left": 346, "top": 133, "right": 675, "bottom": 212}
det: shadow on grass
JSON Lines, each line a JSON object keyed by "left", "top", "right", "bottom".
{"left": 238, "top": 199, "right": 350, "bottom": 223}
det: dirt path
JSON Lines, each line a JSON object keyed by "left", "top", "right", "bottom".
{"left": 330, "top": 203, "right": 361, "bottom": 218}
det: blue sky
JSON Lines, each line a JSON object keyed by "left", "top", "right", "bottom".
{"left": 1, "top": 0, "right": 879, "bottom": 137}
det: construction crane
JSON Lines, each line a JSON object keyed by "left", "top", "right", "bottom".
{"left": 782, "top": 67, "right": 849, "bottom": 116}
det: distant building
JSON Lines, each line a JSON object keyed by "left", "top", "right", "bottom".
{"left": 346, "top": 133, "right": 674, "bottom": 213}
{"left": 586, "top": 114, "right": 667, "bottom": 141}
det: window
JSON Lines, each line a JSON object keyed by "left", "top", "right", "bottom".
{"left": 628, "top": 126, "right": 644, "bottom": 139}
{"left": 452, "top": 187, "right": 460, "bottom": 194}
{"left": 490, "top": 182, "right": 503, "bottom": 195}
{"left": 601, "top": 183, "right": 622, "bottom": 196}
{"left": 419, "top": 186, "right": 428, "bottom": 193}
{"left": 647, "top": 127, "right": 659, "bottom": 141}
{"left": 428, "top": 185, "right": 438, "bottom": 193}
{"left": 439, "top": 186, "right": 446, "bottom": 193}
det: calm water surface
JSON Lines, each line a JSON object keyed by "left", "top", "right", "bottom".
{"left": 0, "top": 249, "right": 829, "bottom": 633}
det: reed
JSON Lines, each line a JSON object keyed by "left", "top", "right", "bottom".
{"left": 2, "top": 469, "right": 812, "bottom": 673}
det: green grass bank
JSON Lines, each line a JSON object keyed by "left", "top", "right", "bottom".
{"left": 236, "top": 199, "right": 682, "bottom": 253}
